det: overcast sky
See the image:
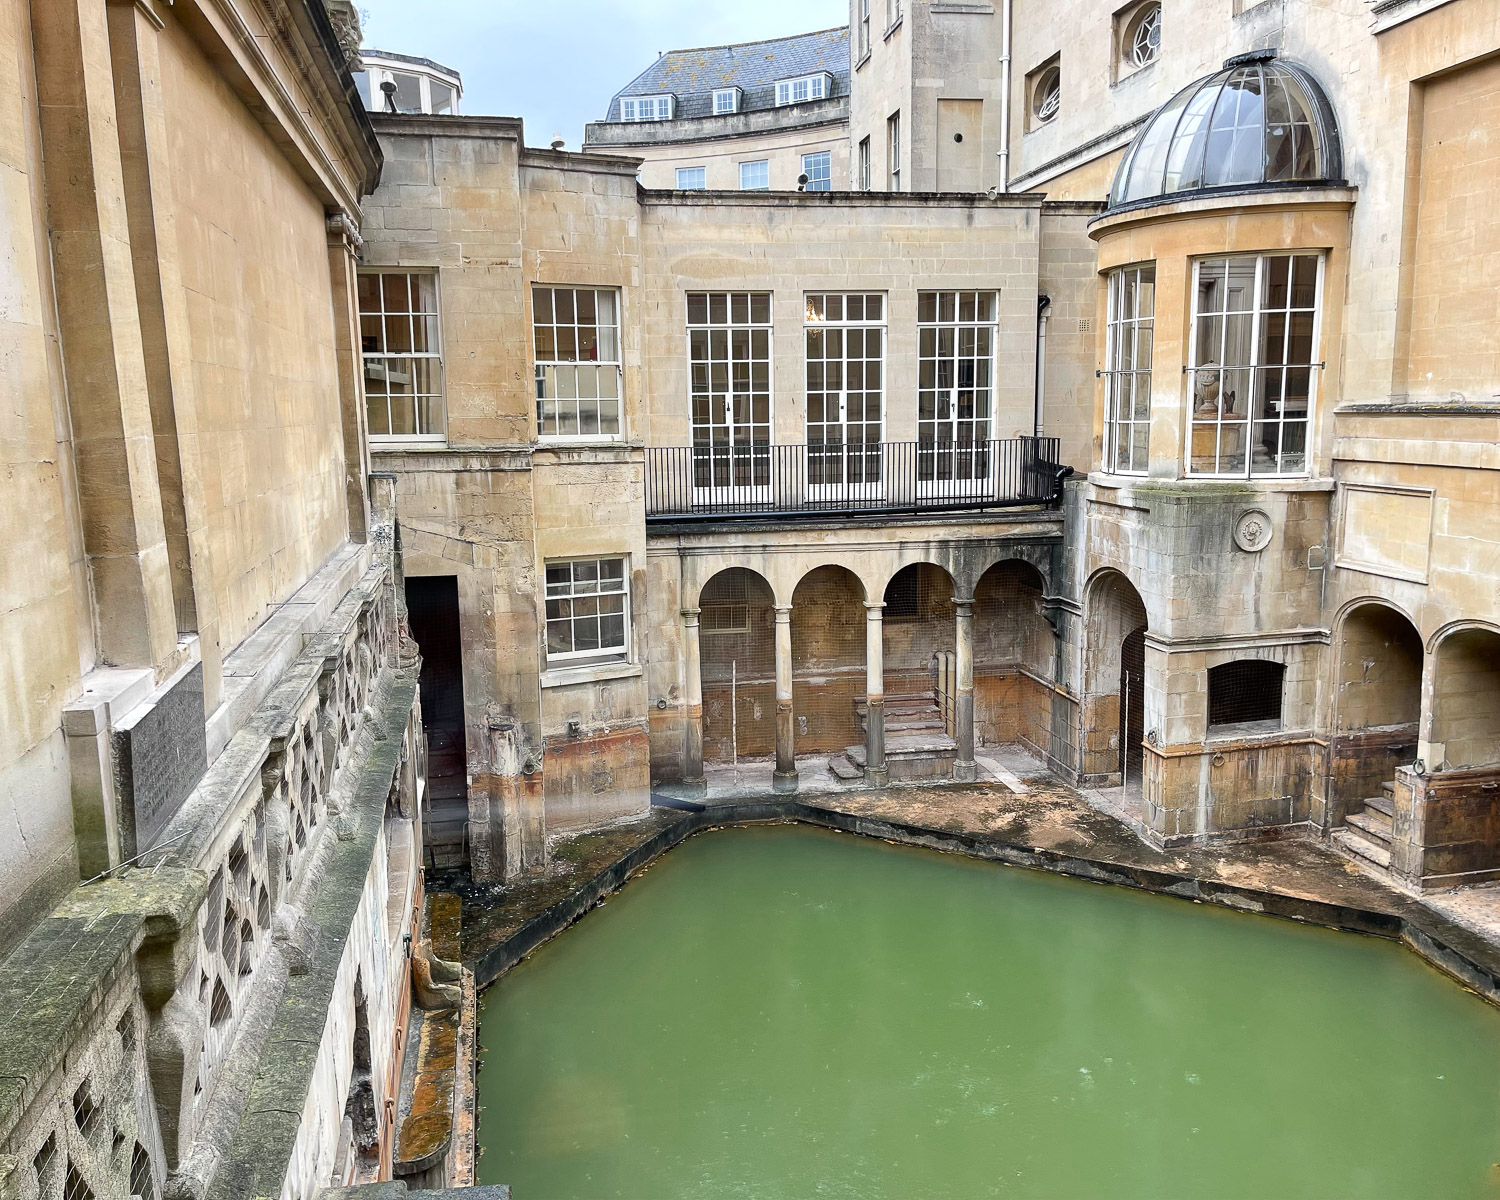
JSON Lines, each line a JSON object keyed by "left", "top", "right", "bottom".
{"left": 358, "top": 0, "right": 849, "bottom": 147}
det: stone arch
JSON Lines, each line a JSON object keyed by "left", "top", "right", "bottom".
{"left": 791, "top": 566, "right": 868, "bottom": 754}
{"left": 1431, "top": 623, "right": 1500, "bottom": 769}
{"left": 972, "top": 559, "right": 1055, "bottom": 750}
{"left": 882, "top": 562, "right": 958, "bottom": 724}
{"left": 696, "top": 567, "right": 777, "bottom": 763}
{"left": 1081, "top": 569, "right": 1149, "bottom": 786}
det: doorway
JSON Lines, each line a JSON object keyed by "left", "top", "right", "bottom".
{"left": 406, "top": 576, "right": 466, "bottom": 866}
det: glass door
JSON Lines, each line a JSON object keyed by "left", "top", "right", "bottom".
{"left": 917, "top": 290, "right": 997, "bottom": 496}
{"left": 805, "top": 293, "right": 885, "bottom": 499}
{"left": 688, "top": 293, "right": 772, "bottom": 502}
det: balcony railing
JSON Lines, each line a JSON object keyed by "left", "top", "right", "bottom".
{"left": 645, "top": 437, "right": 1070, "bottom": 522}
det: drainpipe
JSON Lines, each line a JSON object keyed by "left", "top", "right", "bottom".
{"left": 1034, "top": 294, "right": 1051, "bottom": 436}
{"left": 997, "top": 0, "right": 1013, "bottom": 191}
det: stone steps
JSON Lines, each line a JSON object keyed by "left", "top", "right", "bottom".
{"left": 1332, "top": 827, "right": 1392, "bottom": 872}
{"left": 1332, "top": 777, "right": 1399, "bottom": 875}
{"left": 1364, "top": 791, "right": 1395, "bottom": 819}
{"left": 1346, "top": 807, "right": 1393, "bottom": 848}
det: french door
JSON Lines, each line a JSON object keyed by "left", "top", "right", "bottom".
{"left": 917, "top": 290, "right": 997, "bottom": 493}
{"left": 688, "top": 292, "right": 772, "bottom": 500}
{"left": 805, "top": 293, "right": 885, "bottom": 497}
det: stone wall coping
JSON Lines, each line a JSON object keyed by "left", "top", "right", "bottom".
{"left": 583, "top": 97, "right": 847, "bottom": 149}
{"left": 639, "top": 189, "right": 1048, "bottom": 210}
{"left": 1088, "top": 185, "right": 1358, "bottom": 237}
{"left": 370, "top": 113, "right": 522, "bottom": 140}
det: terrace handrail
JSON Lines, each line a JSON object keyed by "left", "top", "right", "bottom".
{"left": 645, "top": 437, "right": 1070, "bottom": 522}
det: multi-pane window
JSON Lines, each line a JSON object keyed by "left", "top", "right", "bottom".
{"left": 533, "top": 287, "right": 622, "bottom": 439}
{"left": 888, "top": 112, "right": 902, "bottom": 190}
{"left": 544, "top": 558, "right": 628, "bottom": 663}
{"left": 858, "top": 138, "right": 872, "bottom": 190}
{"left": 620, "top": 95, "right": 672, "bottom": 121}
{"left": 802, "top": 152, "right": 832, "bottom": 191}
{"left": 688, "top": 293, "right": 772, "bottom": 492}
{"left": 1104, "top": 265, "right": 1155, "bottom": 475}
{"left": 713, "top": 89, "right": 739, "bottom": 115}
{"left": 359, "top": 272, "right": 444, "bottom": 440}
{"left": 805, "top": 294, "right": 885, "bottom": 489}
{"left": 859, "top": 0, "right": 871, "bottom": 56}
{"left": 739, "top": 159, "right": 769, "bottom": 190}
{"left": 676, "top": 166, "right": 706, "bottom": 190}
{"left": 918, "top": 291, "right": 997, "bottom": 481}
{"left": 1188, "top": 253, "right": 1320, "bottom": 477}
{"left": 887, "top": 0, "right": 902, "bottom": 26}
{"left": 776, "top": 75, "right": 829, "bottom": 106}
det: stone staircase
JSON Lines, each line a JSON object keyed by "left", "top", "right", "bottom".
{"left": 1332, "top": 780, "right": 1395, "bottom": 873}
{"left": 828, "top": 682, "right": 957, "bottom": 782}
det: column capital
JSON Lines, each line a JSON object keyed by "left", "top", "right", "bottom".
{"left": 864, "top": 601, "right": 886, "bottom": 615}
{"left": 953, "top": 596, "right": 975, "bottom": 614}
{"left": 773, "top": 604, "right": 793, "bottom": 619}
{"left": 681, "top": 606, "right": 701, "bottom": 623}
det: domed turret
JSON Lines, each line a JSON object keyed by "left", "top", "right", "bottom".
{"left": 1109, "top": 52, "right": 1342, "bottom": 209}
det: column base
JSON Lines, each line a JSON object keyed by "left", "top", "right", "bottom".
{"left": 952, "top": 760, "right": 978, "bottom": 784}
{"left": 865, "top": 766, "right": 890, "bottom": 788}
{"left": 772, "top": 769, "right": 799, "bottom": 794}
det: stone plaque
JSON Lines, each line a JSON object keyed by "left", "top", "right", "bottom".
{"left": 111, "top": 661, "right": 207, "bottom": 856}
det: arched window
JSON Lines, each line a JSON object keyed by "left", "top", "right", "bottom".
{"left": 1207, "top": 660, "right": 1285, "bottom": 730}
{"left": 1033, "top": 65, "right": 1061, "bottom": 124}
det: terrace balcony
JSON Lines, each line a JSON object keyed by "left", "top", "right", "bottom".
{"left": 644, "top": 437, "right": 1070, "bottom": 523}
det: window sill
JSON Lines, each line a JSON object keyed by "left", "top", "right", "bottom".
{"left": 535, "top": 435, "right": 627, "bottom": 447}
{"left": 541, "top": 659, "right": 642, "bottom": 689}
{"left": 854, "top": 49, "right": 872, "bottom": 71}
{"left": 371, "top": 437, "right": 447, "bottom": 452}
{"left": 883, "top": 15, "right": 903, "bottom": 39}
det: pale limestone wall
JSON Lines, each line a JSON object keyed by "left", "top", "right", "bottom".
{"left": 0, "top": 0, "right": 89, "bottom": 941}
{"left": 157, "top": 18, "right": 351, "bottom": 656}
{"left": 1038, "top": 204, "right": 1104, "bottom": 469}
{"left": 618, "top": 127, "right": 850, "bottom": 192}
{"left": 849, "top": 0, "right": 913, "bottom": 190}
{"left": 638, "top": 193, "right": 1044, "bottom": 448}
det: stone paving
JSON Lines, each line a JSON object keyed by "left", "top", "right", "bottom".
{"left": 441, "top": 744, "right": 1500, "bottom": 1002}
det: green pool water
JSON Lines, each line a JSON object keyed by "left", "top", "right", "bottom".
{"left": 476, "top": 824, "right": 1500, "bottom": 1199}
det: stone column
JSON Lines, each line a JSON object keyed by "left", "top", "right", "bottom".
{"left": 773, "top": 604, "right": 798, "bottom": 792}
{"left": 682, "top": 607, "right": 705, "bottom": 786}
{"left": 864, "top": 602, "right": 888, "bottom": 786}
{"left": 953, "top": 597, "right": 977, "bottom": 782}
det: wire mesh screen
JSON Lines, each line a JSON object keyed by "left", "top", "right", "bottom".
{"left": 1207, "top": 659, "right": 1285, "bottom": 728}
{"left": 1120, "top": 628, "right": 1147, "bottom": 783}
{"left": 972, "top": 561, "right": 1053, "bottom": 749}
{"left": 881, "top": 564, "right": 956, "bottom": 727}
{"left": 700, "top": 569, "right": 776, "bottom": 762}
{"left": 791, "top": 567, "right": 866, "bottom": 754}
{"left": 1080, "top": 572, "right": 1150, "bottom": 783}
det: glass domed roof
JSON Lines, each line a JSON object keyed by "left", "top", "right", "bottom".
{"left": 1109, "top": 54, "right": 1341, "bottom": 209}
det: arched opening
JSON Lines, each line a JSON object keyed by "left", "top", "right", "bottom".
{"left": 698, "top": 568, "right": 776, "bottom": 765}
{"left": 1432, "top": 627, "right": 1500, "bottom": 769}
{"left": 882, "top": 563, "right": 956, "bottom": 739}
{"left": 1082, "top": 571, "right": 1148, "bottom": 789}
{"left": 972, "top": 560, "right": 1053, "bottom": 754}
{"left": 790, "top": 566, "right": 867, "bottom": 756}
{"left": 1332, "top": 604, "right": 1422, "bottom": 824}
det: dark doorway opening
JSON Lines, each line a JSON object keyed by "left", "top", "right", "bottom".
{"left": 1120, "top": 626, "right": 1146, "bottom": 787}
{"left": 407, "top": 576, "right": 467, "bottom": 866}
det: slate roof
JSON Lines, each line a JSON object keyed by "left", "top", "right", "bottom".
{"left": 605, "top": 27, "right": 850, "bottom": 121}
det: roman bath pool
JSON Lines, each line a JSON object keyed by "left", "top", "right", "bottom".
{"left": 476, "top": 825, "right": 1500, "bottom": 1199}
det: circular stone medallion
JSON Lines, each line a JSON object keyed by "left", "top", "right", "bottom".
{"left": 1234, "top": 508, "right": 1274, "bottom": 552}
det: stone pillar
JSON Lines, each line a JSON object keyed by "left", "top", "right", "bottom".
{"left": 953, "top": 597, "right": 977, "bottom": 782}
{"left": 864, "top": 602, "right": 888, "bottom": 786}
{"left": 773, "top": 604, "right": 797, "bottom": 792}
{"left": 682, "top": 607, "right": 705, "bottom": 786}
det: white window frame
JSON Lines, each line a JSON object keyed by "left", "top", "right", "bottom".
{"left": 916, "top": 290, "right": 999, "bottom": 496}
{"left": 713, "top": 88, "right": 740, "bottom": 115}
{"left": 1184, "top": 252, "right": 1323, "bottom": 479}
{"left": 357, "top": 66, "right": 461, "bottom": 116}
{"left": 739, "top": 159, "right": 770, "bottom": 190}
{"left": 620, "top": 94, "right": 673, "bottom": 122}
{"left": 858, "top": 0, "right": 871, "bottom": 56}
{"left": 544, "top": 557, "right": 631, "bottom": 666}
{"left": 532, "top": 286, "right": 623, "bottom": 443}
{"left": 804, "top": 293, "right": 887, "bottom": 499}
{"left": 888, "top": 111, "right": 901, "bottom": 191}
{"left": 775, "top": 74, "right": 830, "bottom": 106}
{"left": 1103, "top": 264, "right": 1155, "bottom": 476}
{"left": 801, "top": 151, "right": 832, "bottom": 191}
{"left": 858, "top": 137, "right": 871, "bottom": 190}
{"left": 676, "top": 166, "right": 707, "bottom": 190}
{"left": 687, "top": 292, "right": 774, "bottom": 503}
{"left": 359, "top": 270, "right": 445, "bottom": 444}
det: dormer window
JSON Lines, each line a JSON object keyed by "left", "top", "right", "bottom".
{"left": 775, "top": 74, "right": 831, "bottom": 106}
{"left": 620, "top": 94, "right": 674, "bottom": 122}
{"left": 713, "top": 88, "right": 741, "bottom": 115}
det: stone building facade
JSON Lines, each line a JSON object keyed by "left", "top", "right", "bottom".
{"left": 0, "top": 3, "right": 453, "bottom": 1200}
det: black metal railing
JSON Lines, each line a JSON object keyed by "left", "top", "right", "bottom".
{"left": 645, "top": 437, "right": 1070, "bottom": 521}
